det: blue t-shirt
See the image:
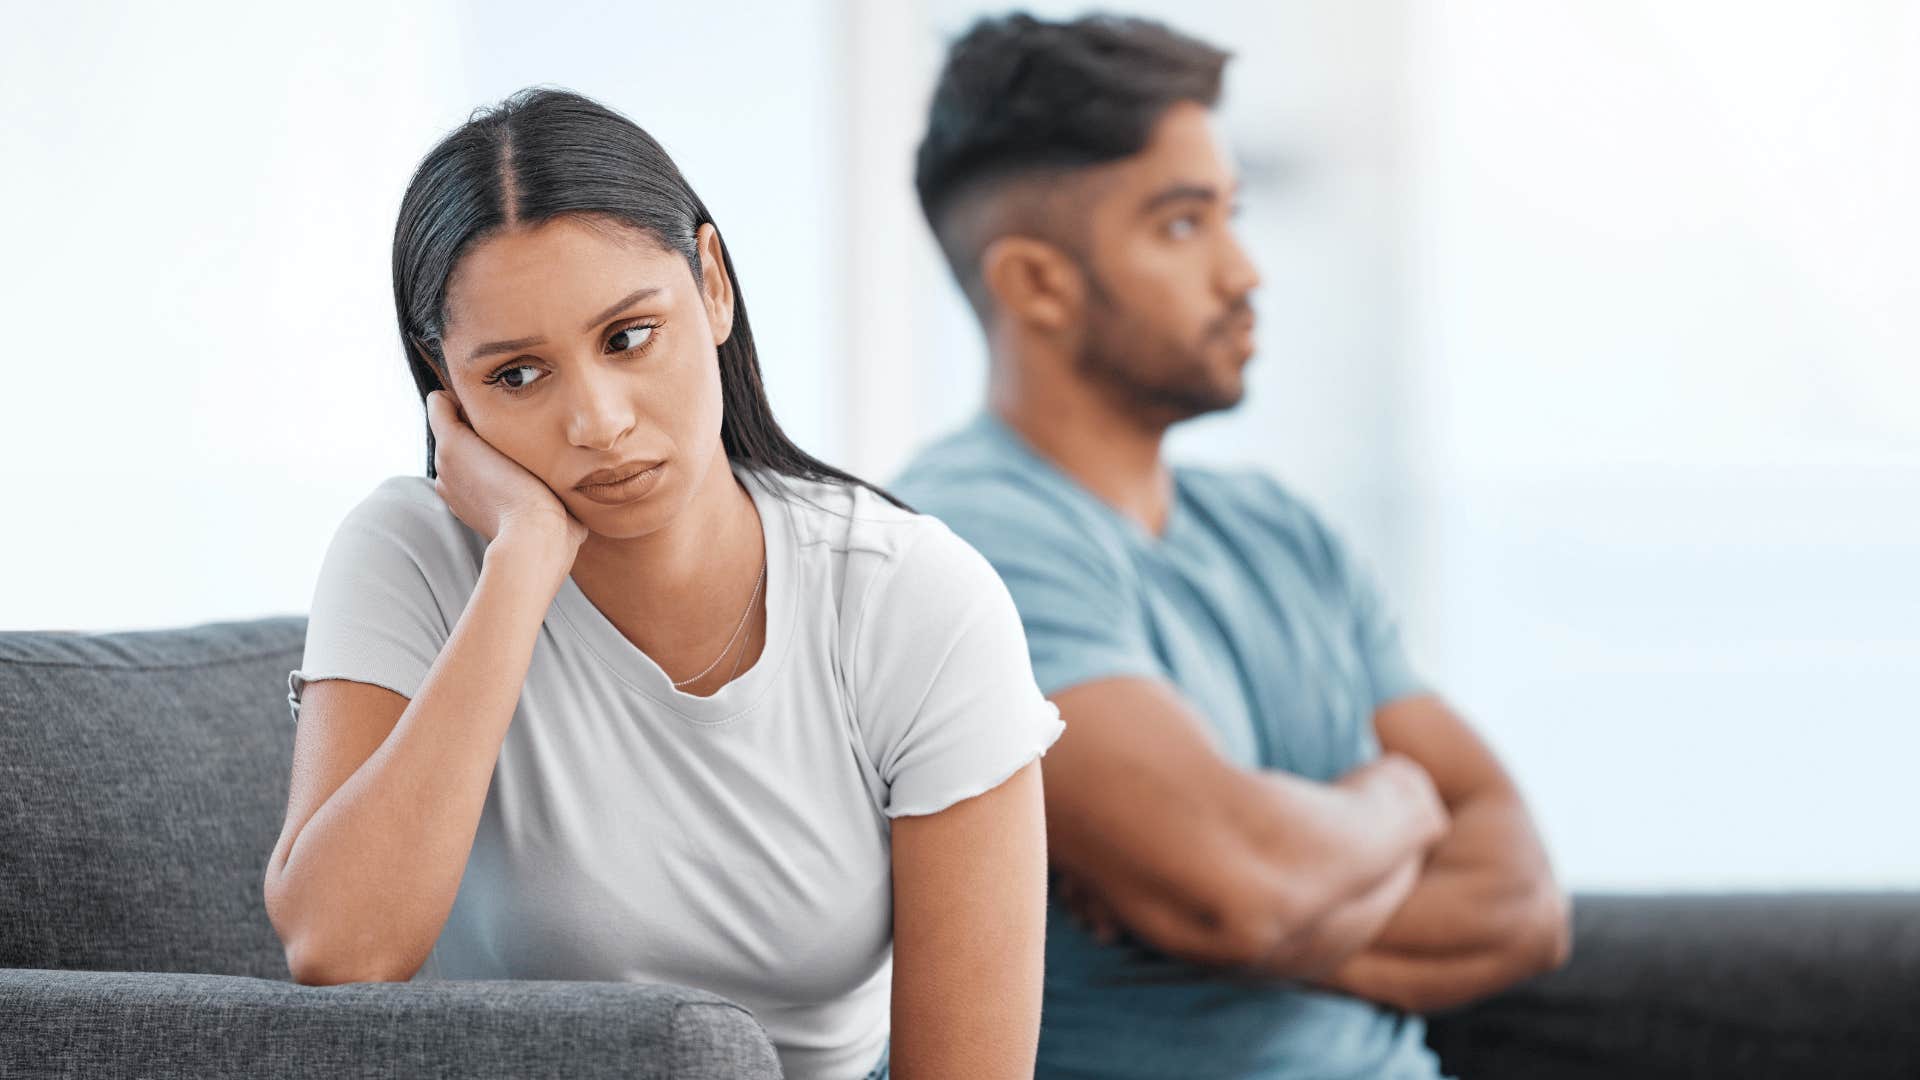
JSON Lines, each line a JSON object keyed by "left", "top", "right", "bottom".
{"left": 892, "top": 413, "right": 1445, "bottom": 1080}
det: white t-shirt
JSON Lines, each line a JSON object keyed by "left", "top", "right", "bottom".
{"left": 288, "top": 463, "right": 1065, "bottom": 1080}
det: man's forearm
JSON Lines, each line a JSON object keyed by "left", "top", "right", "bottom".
{"left": 1249, "top": 850, "right": 1423, "bottom": 980}
{"left": 1315, "top": 870, "right": 1569, "bottom": 1013}
{"left": 1237, "top": 753, "right": 1447, "bottom": 918}
{"left": 1313, "top": 786, "right": 1570, "bottom": 1010}
{"left": 1224, "top": 754, "right": 1447, "bottom": 975}
{"left": 1362, "top": 787, "right": 1561, "bottom": 954}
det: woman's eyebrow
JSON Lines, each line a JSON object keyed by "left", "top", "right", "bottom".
{"left": 468, "top": 335, "right": 544, "bottom": 365}
{"left": 581, "top": 286, "right": 661, "bottom": 332}
{"left": 465, "top": 286, "right": 664, "bottom": 365}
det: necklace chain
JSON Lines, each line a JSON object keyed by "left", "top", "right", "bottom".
{"left": 670, "top": 558, "right": 766, "bottom": 689}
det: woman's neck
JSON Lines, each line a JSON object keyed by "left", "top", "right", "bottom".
{"left": 567, "top": 452, "right": 768, "bottom": 686}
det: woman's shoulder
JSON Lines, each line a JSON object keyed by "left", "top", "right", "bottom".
{"left": 757, "top": 470, "right": 934, "bottom": 563}
{"left": 760, "top": 469, "right": 1001, "bottom": 623}
{"left": 325, "top": 475, "right": 487, "bottom": 582}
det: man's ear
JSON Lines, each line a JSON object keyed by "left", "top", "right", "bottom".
{"left": 979, "top": 235, "right": 1085, "bottom": 335}
{"left": 695, "top": 223, "right": 736, "bottom": 347}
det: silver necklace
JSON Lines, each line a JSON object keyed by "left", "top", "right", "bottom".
{"left": 725, "top": 613, "right": 753, "bottom": 683}
{"left": 670, "top": 558, "right": 766, "bottom": 689}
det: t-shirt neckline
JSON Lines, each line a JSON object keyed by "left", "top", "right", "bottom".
{"left": 972, "top": 410, "right": 1190, "bottom": 549}
{"left": 548, "top": 460, "right": 798, "bottom": 725}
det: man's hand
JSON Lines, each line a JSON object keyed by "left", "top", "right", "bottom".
{"left": 1310, "top": 695, "right": 1570, "bottom": 1012}
{"left": 1054, "top": 869, "right": 1123, "bottom": 945}
{"left": 1039, "top": 675, "right": 1450, "bottom": 977}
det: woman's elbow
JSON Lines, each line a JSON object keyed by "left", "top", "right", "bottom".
{"left": 283, "top": 935, "right": 421, "bottom": 986}
{"left": 270, "top": 896, "right": 423, "bottom": 986}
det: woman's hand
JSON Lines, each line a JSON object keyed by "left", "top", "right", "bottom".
{"left": 425, "top": 391, "right": 588, "bottom": 557}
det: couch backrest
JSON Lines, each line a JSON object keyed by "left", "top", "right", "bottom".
{"left": 0, "top": 617, "right": 304, "bottom": 979}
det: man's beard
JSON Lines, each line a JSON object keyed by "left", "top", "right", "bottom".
{"left": 1074, "top": 286, "right": 1253, "bottom": 425}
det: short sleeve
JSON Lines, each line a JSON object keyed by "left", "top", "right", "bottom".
{"left": 1258, "top": 475, "right": 1425, "bottom": 709}
{"left": 1341, "top": 544, "right": 1424, "bottom": 708}
{"left": 288, "top": 479, "right": 472, "bottom": 724}
{"left": 851, "top": 520, "right": 1066, "bottom": 819}
{"left": 907, "top": 483, "right": 1167, "bottom": 698}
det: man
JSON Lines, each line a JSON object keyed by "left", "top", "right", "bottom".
{"left": 891, "top": 13, "right": 1570, "bottom": 1080}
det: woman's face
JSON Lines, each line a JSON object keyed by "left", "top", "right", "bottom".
{"left": 434, "top": 214, "right": 735, "bottom": 538}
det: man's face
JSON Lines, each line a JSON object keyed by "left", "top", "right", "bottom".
{"left": 1073, "top": 101, "right": 1262, "bottom": 423}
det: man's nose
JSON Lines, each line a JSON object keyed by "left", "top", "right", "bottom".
{"left": 1220, "top": 230, "right": 1262, "bottom": 298}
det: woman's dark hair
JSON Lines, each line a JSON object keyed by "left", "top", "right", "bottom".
{"left": 393, "top": 86, "right": 904, "bottom": 508}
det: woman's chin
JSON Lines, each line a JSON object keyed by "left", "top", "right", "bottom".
{"left": 563, "top": 482, "right": 682, "bottom": 540}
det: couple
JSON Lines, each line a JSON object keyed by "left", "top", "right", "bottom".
{"left": 263, "top": 12, "right": 1568, "bottom": 1080}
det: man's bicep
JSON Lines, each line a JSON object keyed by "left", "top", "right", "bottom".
{"left": 1043, "top": 677, "right": 1264, "bottom": 907}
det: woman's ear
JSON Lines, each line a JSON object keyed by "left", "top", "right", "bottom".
{"left": 416, "top": 338, "right": 451, "bottom": 389}
{"left": 979, "top": 236, "right": 1085, "bottom": 336}
{"left": 415, "top": 340, "right": 467, "bottom": 421}
{"left": 695, "top": 223, "right": 736, "bottom": 347}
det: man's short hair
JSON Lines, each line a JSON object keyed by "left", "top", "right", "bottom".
{"left": 914, "top": 12, "right": 1231, "bottom": 314}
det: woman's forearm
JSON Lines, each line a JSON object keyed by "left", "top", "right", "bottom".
{"left": 270, "top": 527, "right": 571, "bottom": 983}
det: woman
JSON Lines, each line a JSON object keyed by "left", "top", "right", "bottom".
{"left": 263, "top": 88, "right": 1063, "bottom": 1080}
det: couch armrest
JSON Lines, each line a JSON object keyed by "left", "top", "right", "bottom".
{"left": 0, "top": 968, "right": 781, "bottom": 1079}
{"left": 1423, "top": 892, "right": 1920, "bottom": 1080}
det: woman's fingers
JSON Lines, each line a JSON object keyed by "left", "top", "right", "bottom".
{"left": 425, "top": 391, "right": 446, "bottom": 446}
{"left": 425, "top": 390, "right": 458, "bottom": 436}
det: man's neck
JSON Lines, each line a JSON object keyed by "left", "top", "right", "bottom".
{"left": 991, "top": 380, "right": 1175, "bottom": 537}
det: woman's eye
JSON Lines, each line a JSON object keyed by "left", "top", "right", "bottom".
{"left": 493, "top": 364, "right": 545, "bottom": 390}
{"left": 610, "top": 323, "right": 655, "bottom": 353}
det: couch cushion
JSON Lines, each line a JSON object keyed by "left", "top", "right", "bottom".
{"left": 0, "top": 617, "right": 305, "bottom": 978}
{"left": 0, "top": 969, "right": 783, "bottom": 1079}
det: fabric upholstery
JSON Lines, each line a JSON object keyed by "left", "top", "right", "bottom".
{"left": 0, "top": 968, "right": 781, "bottom": 1079}
{"left": 0, "top": 618, "right": 305, "bottom": 978}
{"left": 1425, "top": 892, "right": 1920, "bottom": 1079}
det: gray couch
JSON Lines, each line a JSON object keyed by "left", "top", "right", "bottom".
{"left": 3, "top": 618, "right": 1915, "bottom": 1078}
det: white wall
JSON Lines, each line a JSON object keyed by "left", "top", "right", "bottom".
{"left": 1402, "top": 0, "right": 1920, "bottom": 888}
{"left": 2, "top": 0, "right": 468, "bottom": 631}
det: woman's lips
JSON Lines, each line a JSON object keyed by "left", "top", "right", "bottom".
{"left": 574, "top": 462, "right": 666, "bottom": 505}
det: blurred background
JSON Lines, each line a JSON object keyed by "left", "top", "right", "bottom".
{"left": 3, "top": 0, "right": 1915, "bottom": 893}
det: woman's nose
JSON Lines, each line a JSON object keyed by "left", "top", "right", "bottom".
{"left": 564, "top": 367, "right": 637, "bottom": 452}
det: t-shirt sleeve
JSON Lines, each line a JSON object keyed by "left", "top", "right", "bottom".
{"left": 288, "top": 480, "right": 467, "bottom": 724}
{"left": 852, "top": 519, "right": 1067, "bottom": 819}
{"left": 1265, "top": 476, "right": 1425, "bottom": 709}
{"left": 1340, "top": 548, "right": 1424, "bottom": 708}
{"left": 913, "top": 486, "right": 1166, "bottom": 698}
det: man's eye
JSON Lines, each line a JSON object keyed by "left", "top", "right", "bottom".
{"left": 1166, "top": 215, "right": 1200, "bottom": 239}
{"left": 610, "top": 324, "right": 655, "bottom": 352}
